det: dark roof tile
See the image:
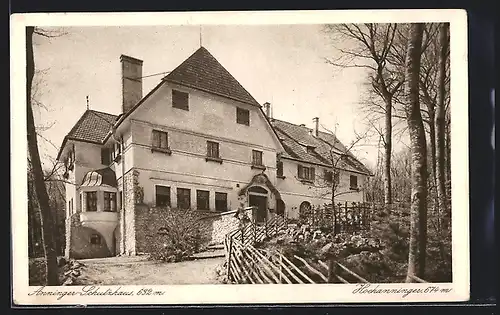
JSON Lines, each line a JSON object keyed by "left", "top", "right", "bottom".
{"left": 67, "top": 110, "right": 117, "bottom": 143}
{"left": 272, "top": 119, "right": 371, "bottom": 175}
{"left": 163, "top": 47, "right": 260, "bottom": 107}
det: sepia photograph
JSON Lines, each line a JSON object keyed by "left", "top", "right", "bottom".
{"left": 11, "top": 10, "right": 469, "bottom": 305}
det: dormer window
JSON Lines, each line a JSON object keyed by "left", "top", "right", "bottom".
{"left": 172, "top": 89, "right": 189, "bottom": 111}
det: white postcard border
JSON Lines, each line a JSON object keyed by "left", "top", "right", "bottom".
{"left": 10, "top": 9, "right": 469, "bottom": 305}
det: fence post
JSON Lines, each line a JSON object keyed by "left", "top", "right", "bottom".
{"left": 226, "top": 237, "right": 233, "bottom": 282}
{"left": 327, "top": 259, "right": 336, "bottom": 283}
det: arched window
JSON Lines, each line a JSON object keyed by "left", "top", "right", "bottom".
{"left": 299, "top": 201, "right": 312, "bottom": 221}
{"left": 248, "top": 186, "right": 268, "bottom": 194}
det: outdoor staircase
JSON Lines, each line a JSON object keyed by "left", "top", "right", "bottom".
{"left": 189, "top": 243, "right": 226, "bottom": 260}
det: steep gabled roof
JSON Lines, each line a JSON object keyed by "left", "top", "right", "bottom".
{"left": 163, "top": 46, "right": 260, "bottom": 107}
{"left": 56, "top": 110, "right": 118, "bottom": 160}
{"left": 271, "top": 119, "right": 372, "bottom": 175}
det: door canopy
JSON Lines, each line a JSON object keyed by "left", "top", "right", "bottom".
{"left": 238, "top": 173, "right": 282, "bottom": 200}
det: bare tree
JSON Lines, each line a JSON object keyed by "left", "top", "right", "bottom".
{"left": 26, "top": 26, "right": 59, "bottom": 285}
{"left": 324, "top": 23, "right": 409, "bottom": 207}
{"left": 403, "top": 23, "right": 428, "bottom": 282}
{"left": 305, "top": 124, "right": 369, "bottom": 233}
{"left": 435, "top": 23, "right": 450, "bottom": 230}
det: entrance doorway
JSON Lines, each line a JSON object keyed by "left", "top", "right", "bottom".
{"left": 249, "top": 195, "right": 267, "bottom": 224}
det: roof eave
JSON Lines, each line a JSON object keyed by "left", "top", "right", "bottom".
{"left": 280, "top": 155, "right": 371, "bottom": 176}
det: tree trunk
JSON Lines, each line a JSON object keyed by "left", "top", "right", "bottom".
{"left": 404, "top": 23, "right": 427, "bottom": 282}
{"left": 428, "top": 109, "right": 439, "bottom": 228}
{"left": 26, "top": 26, "right": 59, "bottom": 285}
{"left": 435, "top": 23, "right": 450, "bottom": 230}
{"left": 384, "top": 100, "right": 393, "bottom": 207}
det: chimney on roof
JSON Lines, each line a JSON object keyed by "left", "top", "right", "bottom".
{"left": 313, "top": 117, "right": 319, "bottom": 137}
{"left": 263, "top": 102, "right": 271, "bottom": 118}
{"left": 120, "top": 55, "right": 143, "bottom": 114}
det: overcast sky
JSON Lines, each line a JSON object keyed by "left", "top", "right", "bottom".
{"left": 32, "top": 24, "right": 388, "bottom": 169}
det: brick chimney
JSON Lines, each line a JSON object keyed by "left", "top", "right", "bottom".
{"left": 313, "top": 117, "right": 319, "bottom": 137}
{"left": 120, "top": 55, "right": 143, "bottom": 114}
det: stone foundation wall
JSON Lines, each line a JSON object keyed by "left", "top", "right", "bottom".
{"left": 122, "top": 170, "right": 136, "bottom": 255}
{"left": 67, "top": 214, "right": 111, "bottom": 259}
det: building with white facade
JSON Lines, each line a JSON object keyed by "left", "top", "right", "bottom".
{"left": 57, "top": 47, "right": 371, "bottom": 258}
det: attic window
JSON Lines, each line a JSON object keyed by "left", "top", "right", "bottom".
{"left": 236, "top": 108, "right": 250, "bottom": 126}
{"left": 90, "top": 234, "right": 101, "bottom": 245}
{"left": 172, "top": 89, "right": 189, "bottom": 111}
{"left": 306, "top": 146, "right": 315, "bottom": 153}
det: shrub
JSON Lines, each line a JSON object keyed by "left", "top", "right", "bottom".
{"left": 149, "top": 208, "right": 209, "bottom": 263}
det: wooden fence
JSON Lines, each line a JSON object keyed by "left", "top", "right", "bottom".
{"left": 224, "top": 214, "right": 374, "bottom": 284}
{"left": 223, "top": 208, "right": 428, "bottom": 284}
{"left": 299, "top": 202, "right": 373, "bottom": 233}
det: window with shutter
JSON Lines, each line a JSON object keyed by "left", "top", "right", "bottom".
{"left": 151, "top": 130, "right": 170, "bottom": 153}
{"left": 310, "top": 167, "right": 315, "bottom": 181}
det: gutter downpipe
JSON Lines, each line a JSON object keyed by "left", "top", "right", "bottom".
{"left": 112, "top": 126, "right": 126, "bottom": 256}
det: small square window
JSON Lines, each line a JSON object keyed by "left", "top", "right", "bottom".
{"left": 236, "top": 108, "right": 250, "bottom": 126}
{"left": 152, "top": 130, "right": 169, "bottom": 149}
{"left": 196, "top": 190, "right": 210, "bottom": 211}
{"left": 207, "top": 141, "right": 220, "bottom": 159}
{"left": 90, "top": 234, "right": 101, "bottom": 245}
{"left": 252, "top": 150, "right": 263, "bottom": 166}
{"left": 172, "top": 89, "right": 189, "bottom": 110}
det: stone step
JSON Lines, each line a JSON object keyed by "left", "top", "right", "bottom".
{"left": 206, "top": 243, "right": 224, "bottom": 250}
{"left": 190, "top": 249, "right": 226, "bottom": 259}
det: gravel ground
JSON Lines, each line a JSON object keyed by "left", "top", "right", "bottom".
{"left": 74, "top": 256, "right": 225, "bottom": 285}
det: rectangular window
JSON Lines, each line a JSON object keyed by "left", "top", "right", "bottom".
{"left": 252, "top": 150, "right": 263, "bottom": 166}
{"left": 103, "top": 192, "right": 117, "bottom": 212}
{"left": 236, "top": 107, "right": 250, "bottom": 126}
{"left": 172, "top": 89, "right": 189, "bottom": 110}
{"left": 350, "top": 175, "right": 358, "bottom": 189}
{"left": 155, "top": 186, "right": 171, "bottom": 207}
{"left": 112, "top": 142, "right": 121, "bottom": 161}
{"left": 86, "top": 192, "right": 97, "bottom": 212}
{"left": 277, "top": 161, "right": 284, "bottom": 177}
{"left": 196, "top": 190, "right": 210, "bottom": 211}
{"left": 324, "top": 170, "right": 333, "bottom": 183}
{"left": 207, "top": 141, "right": 220, "bottom": 159}
{"left": 298, "top": 165, "right": 315, "bottom": 181}
{"left": 152, "top": 130, "right": 169, "bottom": 149}
{"left": 215, "top": 192, "right": 228, "bottom": 212}
{"left": 101, "top": 148, "right": 110, "bottom": 165}
{"left": 177, "top": 188, "right": 191, "bottom": 210}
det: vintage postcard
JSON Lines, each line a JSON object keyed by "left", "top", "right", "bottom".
{"left": 11, "top": 9, "right": 469, "bottom": 305}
